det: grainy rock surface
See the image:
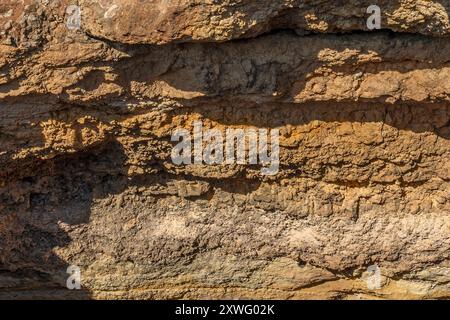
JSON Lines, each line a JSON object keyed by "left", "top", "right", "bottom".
{"left": 0, "top": 1, "right": 449, "bottom": 299}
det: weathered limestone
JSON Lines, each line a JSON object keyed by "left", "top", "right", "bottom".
{"left": 0, "top": 1, "right": 449, "bottom": 299}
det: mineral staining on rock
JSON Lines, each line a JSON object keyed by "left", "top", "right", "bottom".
{"left": 0, "top": 1, "right": 449, "bottom": 299}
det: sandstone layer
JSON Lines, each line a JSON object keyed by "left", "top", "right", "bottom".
{"left": 0, "top": 1, "right": 449, "bottom": 299}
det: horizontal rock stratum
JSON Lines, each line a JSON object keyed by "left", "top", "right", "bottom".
{"left": 0, "top": 1, "right": 449, "bottom": 299}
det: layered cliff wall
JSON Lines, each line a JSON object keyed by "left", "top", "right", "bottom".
{"left": 0, "top": 0, "right": 449, "bottom": 299}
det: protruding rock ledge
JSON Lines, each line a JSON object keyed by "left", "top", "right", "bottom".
{"left": 79, "top": 0, "right": 450, "bottom": 43}
{"left": 1, "top": 0, "right": 449, "bottom": 48}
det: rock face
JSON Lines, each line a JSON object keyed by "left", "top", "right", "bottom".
{"left": 0, "top": 0, "right": 449, "bottom": 299}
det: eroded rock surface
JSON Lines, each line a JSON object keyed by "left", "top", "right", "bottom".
{"left": 0, "top": 1, "right": 449, "bottom": 299}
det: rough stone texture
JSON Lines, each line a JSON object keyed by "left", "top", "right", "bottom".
{"left": 0, "top": 1, "right": 449, "bottom": 299}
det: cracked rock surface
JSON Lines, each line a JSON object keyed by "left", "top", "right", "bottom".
{"left": 0, "top": 1, "right": 449, "bottom": 299}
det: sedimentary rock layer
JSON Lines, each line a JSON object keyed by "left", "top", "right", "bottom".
{"left": 0, "top": 1, "right": 449, "bottom": 299}
{"left": 2, "top": 0, "right": 450, "bottom": 48}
